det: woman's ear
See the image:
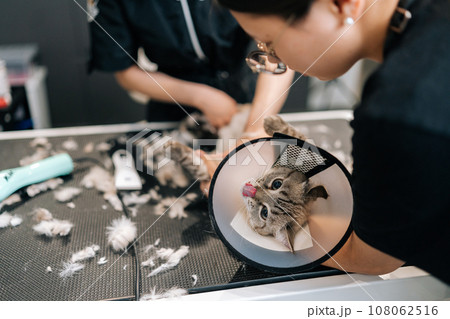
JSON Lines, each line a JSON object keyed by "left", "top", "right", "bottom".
{"left": 331, "top": 0, "right": 365, "bottom": 24}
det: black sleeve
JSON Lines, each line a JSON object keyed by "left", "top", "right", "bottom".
{"left": 351, "top": 117, "right": 450, "bottom": 284}
{"left": 88, "top": 0, "right": 137, "bottom": 72}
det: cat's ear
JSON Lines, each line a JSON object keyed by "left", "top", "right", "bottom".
{"left": 275, "top": 227, "right": 294, "bottom": 253}
{"left": 305, "top": 185, "right": 329, "bottom": 201}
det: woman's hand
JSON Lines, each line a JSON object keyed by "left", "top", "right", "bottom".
{"left": 194, "top": 85, "right": 238, "bottom": 128}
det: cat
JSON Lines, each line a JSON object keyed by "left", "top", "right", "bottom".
{"left": 167, "top": 115, "right": 329, "bottom": 252}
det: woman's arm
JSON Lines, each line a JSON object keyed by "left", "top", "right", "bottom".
{"left": 241, "top": 69, "right": 295, "bottom": 138}
{"left": 115, "top": 65, "right": 238, "bottom": 127}
{"left": 322, "top": 231, "right": 404, "bottom": 275}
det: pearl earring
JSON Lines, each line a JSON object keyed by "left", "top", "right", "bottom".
{"left": 344, "top": 17, "right": 355, "bottom": 26}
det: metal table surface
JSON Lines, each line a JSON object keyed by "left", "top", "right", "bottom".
{"left": 0, "top": 111, "right": 448, "bottom": 301}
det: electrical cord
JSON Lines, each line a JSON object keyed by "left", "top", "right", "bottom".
{"left": 117, "top": 191, "right": 141, "bottom": 301}
{"left": 75, "top": 157, "right": 142, "bottom": 301}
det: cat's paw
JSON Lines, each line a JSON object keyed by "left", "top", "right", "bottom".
{"left": 263, "top": 115, "right": 289, "bottom": 136}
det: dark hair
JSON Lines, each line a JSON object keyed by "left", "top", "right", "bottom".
{"left": 216, "top": 0, "right": 315, "bottom": 20}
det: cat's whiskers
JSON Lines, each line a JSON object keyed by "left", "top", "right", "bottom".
{"left": 250, "top": 177, "right": 306, "bottom": 233}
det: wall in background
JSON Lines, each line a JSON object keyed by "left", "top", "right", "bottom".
{"left": 0, "top": 1, "right": 308, "bottom": 128}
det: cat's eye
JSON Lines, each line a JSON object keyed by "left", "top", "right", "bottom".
{"left": 271, "top": 179, "right": 283, "bottom": 190}
{"left": 260, "top": 206, "right": 268, "bottom": 220}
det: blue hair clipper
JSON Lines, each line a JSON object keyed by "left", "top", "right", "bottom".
{"left": 0, "top": 153, "right": 74, "bottom": 202}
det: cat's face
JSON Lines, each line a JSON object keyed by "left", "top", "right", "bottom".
{"left": 241, "top": 166, "right": 328, "bottom": 252}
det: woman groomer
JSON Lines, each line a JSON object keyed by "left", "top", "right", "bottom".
{"left": 89, "top": 0, "right": 294, "bottom": 132}
{"left": 214, "top": 0, "right": 450, "bottom": 284}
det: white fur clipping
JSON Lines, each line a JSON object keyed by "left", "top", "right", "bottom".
{"left": 33, "top": 208, "right": 53, "bottom": 222}
{"left": 97, "top": 257, "right": 108, "bottom": 265}
{"left": 81, "top": 166, "right": 122, "bottom": 211}
{"left": 62, "top": 138, "right": 79, "bottom": 151}
{"left": 122, "top": 191, "right": 158, "bottom": 216}
{"left": 128, "top": 207, "right": 139, "bottom": 217}
{"left": 83, "top": 142, "right": 94, "bottom": 153}
{"left": 66, "top": 202, "right": 76, "bottom": 209}
{"left": 155, "top": 248, "right": 175, "bottom": 259}
{"left": 122, "top": 192, "right": 151, "bottom": 207}
{"left": 19, "top": 148, "right": 50, "bottom": 166}
{"left": 148, "top": 245, "right": 189, "bottom": 277}
{"left": 27, "top": 178, "right": 64, "bottom": 197}
{"left": 81, "top": 166, "right": 115, "bottom": 193}
{"left": 0, "top": 194, "right": 22, "bottom": 211}
{"left": 154, "top": 238, "right": 160, "bottom": 246}
{"left": 191, "top": 275, "right": 198, "bottom": 286}
{"left": 104, "top": 193, "right": 123, "bottom": 212}
{"left": 142, "top": 244, "right": 155, "bottom": 254}
{"left": 0, "top": 212, "right": 22, "bottom": 228}
{"left": 96, "top": 142, "right": 112, "bottom": 152}
{"left": 141, "top": 256, "right": 156, "bottom": 268}
{"left": 54, "top": 187, "right": 82, "bottom": 202}
{"left": 141, "top": 246, "right": 172, "bottom": 268}
{"left": 30, "top": 137, "right": 52, "bottom": 150}
{"left": 46, "top": 266, "right": 52, "bottom": 273}
{"left": 0, "top": 212, "right": 12, "bottom": 228}
{"left": 33, "top": 219, "right": 73, "bottom": 237}
{"left": 106, "top": 216, "right": 137, "bottom": 252}
{"left": 140, "top": 287, "right": 187, "bottom": 301}
{"left": 59, "top": 262, "right": 85, "bottom": 278}
{"left": 9, "top": 215, "right": 23, "bottom": 227}
{"left": 154, "top": 194, "right": 198, "bottom": 219}
{"left": 71, "top": 245, "right": 100, "bottom": 263}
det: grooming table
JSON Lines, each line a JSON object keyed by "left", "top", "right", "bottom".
{"left": 0, "top": 111, "right": 448, "bottom": 301}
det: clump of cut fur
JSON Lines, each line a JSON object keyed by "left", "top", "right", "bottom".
{"left": 71, "top": 245, "right": 100, "bottom": 263}
{"left": 0, "top": 212, "right": 12, "bottom": 228}
{"left": 95, "top": 142, "right": 112, "bottom": 152}
{"left": 97, "top": 257, "right": 108, "bottom": 265}
{"left": 142, "top": 245, "right": 190, "bottom": 277}
{"left": 121, "top": 191, "right": 153, "bottom": 216}
{"left": 9, "top": 215, "right": 23, "bottom": 227}
{"left": 140, "top": 287, "right": 187, "bottom": 301}
{"left": 54, "top": 187, "right": 82, "bottom": 202}
{"left": 33, "top": 219, "right": 74, "bottom": 237}
{"left": 27, "top": 178, "right": 64, "bottom": 197}
{"left": 33, "top": 208, "right": 53, "bottom": 222}
{"left": 81, "top": 166, "right": 122, "bottom": 211}
{"left": 153, "top": 193, "right": 198, "bottom": 219}
{"left": 32, "top": 208, "right": 73, "bottom": 237}
{"left": 0, "top": 212, "right": 22, "bottom": 228}
{"left": 62, "top": 138, "right": 79, "bottom": 151}
{"left": 106, "top": 216, "right": 137, "bottom": 252}
{"left": 121, "top": 192, "right": 151, "bottom": 207}
{"left": 83, "top": 142, "right": 94, "bottom": 153}
{"left": 59, "top": 262, "right": 85, "bottom": 278}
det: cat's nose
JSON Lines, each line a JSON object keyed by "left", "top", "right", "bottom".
{"left": 242, "top": 183, "right": 257, "bottom": 198}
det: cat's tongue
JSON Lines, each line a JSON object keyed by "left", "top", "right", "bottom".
{"left": 242, "top": 183, "right": 257, "bottom": 198}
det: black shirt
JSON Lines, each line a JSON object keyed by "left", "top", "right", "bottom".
{"left": 351, "top": 0, "right": 450, "bottom": 284}
{"left": 89, "top": 0, "right": 256, "bottom": 120}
